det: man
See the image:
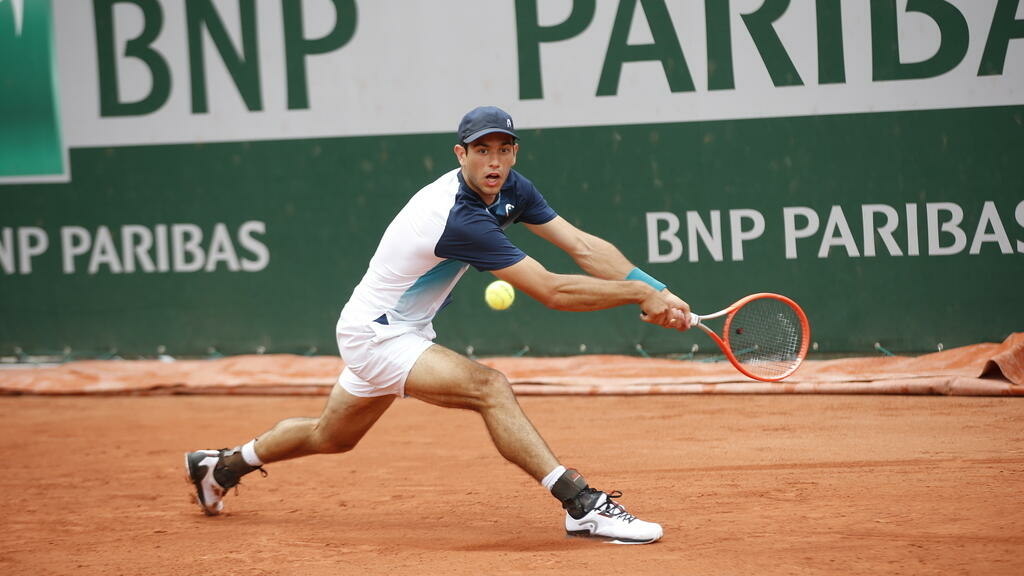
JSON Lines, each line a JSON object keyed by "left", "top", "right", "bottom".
{"left": 186, "top": 106, "right": 691, "bottom": 545}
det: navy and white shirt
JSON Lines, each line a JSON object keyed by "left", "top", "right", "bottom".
{"left": 338, "top": 168, "right": 558, "bottom": 331}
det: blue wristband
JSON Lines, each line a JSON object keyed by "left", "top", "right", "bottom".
{"left": 626, "top": 267, "right": 666, "bottom": 291}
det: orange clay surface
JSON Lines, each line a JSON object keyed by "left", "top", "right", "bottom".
{"left": 1, "top": 392, "right": 1022, "bottom": 576}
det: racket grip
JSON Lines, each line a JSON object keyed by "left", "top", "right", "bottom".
{"left": 689, "top": 313, "right": 701, "bottom": 327}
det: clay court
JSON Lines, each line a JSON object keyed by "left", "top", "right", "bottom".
{"left": 2, "top": 335, "right": 1022, "bottom": 575}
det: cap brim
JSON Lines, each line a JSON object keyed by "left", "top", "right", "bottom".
{"left": 463, "top": 128, "right": 518, "bottom": 143}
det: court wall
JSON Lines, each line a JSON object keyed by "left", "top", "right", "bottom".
{"left": 2, "top": 0, "right": 1022, "bottom": 356}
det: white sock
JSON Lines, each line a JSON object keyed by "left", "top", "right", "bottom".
{"left": 240, "top": 439, "right": 263, "bottom": 467}
{"left": 541, "top": 465, "right": 567, "bottom": 492}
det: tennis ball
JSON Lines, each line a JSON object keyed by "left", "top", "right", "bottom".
{"left": 485, "top": 280, "right": 515, "bottom": 310}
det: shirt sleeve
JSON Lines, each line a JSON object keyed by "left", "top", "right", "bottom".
{"left": 511, "top": 173, "right": 558, "bottom": 225}
{"left": 435, "top": 208, "right": 528, "bottom": 272}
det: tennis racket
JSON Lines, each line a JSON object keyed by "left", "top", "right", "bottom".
{"left": 689, "top": 293, "right": 810, "bottom": 382}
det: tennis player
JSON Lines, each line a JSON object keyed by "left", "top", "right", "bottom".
{"left": 187, "top": 106, "right": 691, "bottom": 544}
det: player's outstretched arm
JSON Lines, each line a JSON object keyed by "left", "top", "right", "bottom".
{"left": 525, "top": 216, "right": 638, "bottom": 280}
{"left": 492, "top": 256, "right": 689, "bottom": 329}
{"left": 523, "top": 216, "right": 691, "bottom": 329}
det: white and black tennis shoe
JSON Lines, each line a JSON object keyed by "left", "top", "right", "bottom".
{"left": 564, "top": 489, "right": 663, "bottom": 544}
{"left": 184, "top": 450, "right": 230, "bottom": 516}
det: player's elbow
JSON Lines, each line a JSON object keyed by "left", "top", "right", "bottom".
{"left": 513, "top": 270, "right": 585, "bottom": 311}
{"left": 529, "top": 287, "right": 561, "bottom": 310}
{"left": 568, "top": 236, "right": 596, "bottom": 261}
{"left": 520, "top": 277, "right": 566, "bottom": 310}
{"left": 537, "top": 291, "right": 568, "bottom": 311}
{"left": 533, "top": 278, "right": 581, "bottom": 311}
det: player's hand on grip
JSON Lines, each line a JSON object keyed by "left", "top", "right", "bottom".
{"left": 639, "top": 289, "right": 691, "bottom": 331}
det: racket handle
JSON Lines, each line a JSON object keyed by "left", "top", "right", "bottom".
{"left": 689, "top": 313, "right": 701, "bottom": 327}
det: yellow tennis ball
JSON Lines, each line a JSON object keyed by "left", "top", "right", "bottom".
{"left": 485, "top": 280, "right": 515, "bottom": 310}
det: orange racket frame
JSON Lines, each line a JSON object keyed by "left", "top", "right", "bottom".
{"left": 689, "top": 292, "right": 811, "bottom": 382}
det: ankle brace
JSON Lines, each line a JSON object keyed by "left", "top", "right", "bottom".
{"left": 214, "top": 449, "right": 261, "bottom": 489}
{"left": 550, "top": 468, "right": 589, "bottom": 503}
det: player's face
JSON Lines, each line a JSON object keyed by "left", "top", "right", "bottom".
{"left": 456, "top": 133, "right": 518, "bottom": 201}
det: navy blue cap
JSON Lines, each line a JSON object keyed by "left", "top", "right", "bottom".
{"left": 458, "top": 106, "right": 517, "bottom": 144}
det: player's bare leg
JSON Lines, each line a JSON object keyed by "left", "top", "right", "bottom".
{"left": 187, "top": 343, "right": 662, "bottom": 543}
{"left": 253, "top": 385, "right": 395, "bottom": 462}
{"left": 186, "top": 385, "right": 394, "bottom": 515}
{"left": 404, "top": 344, "right": 663, "bottom": 544}
{"left": 404, "top": 344, "right": 559, "bottom": 479}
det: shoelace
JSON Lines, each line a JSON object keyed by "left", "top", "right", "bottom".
{"left": 595, "top": 490, "right": 636, "bottom": 523}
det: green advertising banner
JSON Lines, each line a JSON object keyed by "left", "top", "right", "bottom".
{"left": 0, "top": 0, "right": 65, "bottom": 182}
{"left": 1, "top": 1, "right": 1021, "bottom": 358}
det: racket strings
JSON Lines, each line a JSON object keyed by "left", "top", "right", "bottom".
{"left": 726, "top": 299, "right": 804, "bottom": 379}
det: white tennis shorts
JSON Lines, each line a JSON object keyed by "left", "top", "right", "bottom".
{"left": 335, "top": 321, "right": 436, "bottom": 397}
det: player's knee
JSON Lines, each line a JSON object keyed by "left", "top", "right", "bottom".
{"left": 470, "top": 368, "right": 515, "bottom": 410}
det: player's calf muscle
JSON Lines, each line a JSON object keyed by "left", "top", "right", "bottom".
{"left": 309, "top": 426, "right": 358, "bottom": 454}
